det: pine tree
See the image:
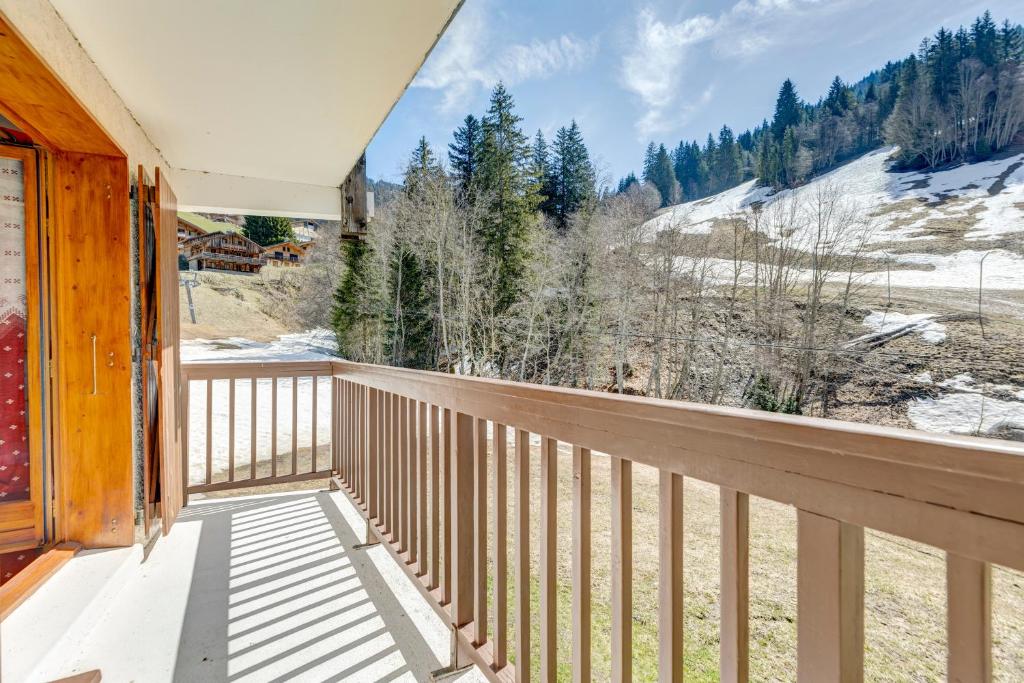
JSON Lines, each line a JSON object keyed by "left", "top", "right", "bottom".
{"left": 648, "top": 144, "right": 680, "bottom": 207}
{"left": 242, "top": 215, "right": 295, "bottom": 246}
{"left": 616, "top": 172, "right": 639, "bottom": 193}
{"left": 531, "top": 130, "right": 556, "bottom": 217}
{"left": 926, "top": 28, "right": 958, "bottom": 105}
{"left": 476, "top": 83, "right": 538, "bottom": 314}
{"left": 972, "top": 11, "right": 999, "bottom": 65}
{"left": 448, "top": 114, "right": 482, "bottom": 197}
{"left": 999, "top": 19, "right": 1023, "bottom": 60}
{"left": 550, "top": 120, "right": 596, "bottom": 231}
{"left": 771, "top": 79, "right": 803, "bottom": 140}
{"left": 641, "top": 142, "right": 657, "bottom": 183}
{"left": 714, "top": 125, "right": 743, "bottom": 190}
{"left": 824, "top": 76, "right": 855, "bottom": 115}
{"left": 332, "top": 239, "right": 382, "bottom": 361}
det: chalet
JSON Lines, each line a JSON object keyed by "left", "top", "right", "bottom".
{"left": 181, "top": 231, "right": 265, "bottom": 273}
{"left": 175, "top": 215, "right": 205, "bottom": 242}
{"left": 262, "top": 240, "right": 306, "bottom": 267}
{"left": 0, "top": 3, "right": 1020, "bottom": 683}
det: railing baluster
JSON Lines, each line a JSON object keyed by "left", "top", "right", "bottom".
{"left": 721, "top": 488, "right": 749, "bottom": 683}
{"left": 379, "top": 390, "right": 386, "bottom": 526}
{"left": 493, "top": 422, "right": 508, "bottom": 669}
{"left": 442, "top": 407, "right": 453, "bottom": 605}
{"left": 659, "top": 470, "right": 684, "bottom": 683}
{"left": 271, "top": 376, "right": 278, "bottom": 479}
{"left": 515, "top": 429, "right": 531, "bottom": 683}
{"left": 452, "top": 411, "right": 475, "bottom": 627}
{"left": 368, "top": 387, "right": 380, "bottom": 520}
{"left": 573, "top": 445, "right": 591, "bottom": 682}
{"left": 391, "top": 393, "right": 400, "bottom": 544}
{"left": 405, "top": 397, "right": 415, "bottom": 560}
{"left": 611, "top": 457, "right": 632, "bottom": 683}
{"left": 430, "top": 404, "right": 441, "bottom": 589}
{"left": 181, "top": 375, "right": 190, "bottom": 495}
{"left": 474, "top": 417, "right": 488, "bottom": 645}
{"left": 946, "top": 554, "right": 991, "bottom": 683}
{"left": 311, "top": 375, "right": 318, "bottom": 473}
{"left": 291, "top": 376, "right": 298, "bottom": 475}
{"left": 418, "top": 400, "right": 428, "bottom": 577}
{"left": 250, "top": 376, "right": 257, "bottom": 479}
{"left": 796, "top": 511, "right": 864, "bottom": 683}
{"left": 228, "top": 378, "right": 235, "bottom": 482}
{"left": 205, "top": 379, "right": 213, "bottom": 485}
{"left": 330, "top": 378, "right": 338, "bottom": 476}
{"left": 400, "top": 396, "right": 409, "bottom": 554}
{"left": 382, "top": 391, "right": 390, "bottom": 535}
{"left": 541, "top": 436, "right": 557, "bottom": 681}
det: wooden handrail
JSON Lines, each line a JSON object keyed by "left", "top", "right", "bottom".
{"left": 327, "top": 358, "right": 1023, "bottom": 682}
{"left": 181, "top": 358, "right": 1022, "bottom": 681}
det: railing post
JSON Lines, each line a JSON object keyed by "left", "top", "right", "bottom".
{"left": 474, "top": 417, "right": 488, "bottom": 645}
{"left": 331, "top": 377, "right": 339, "bottom": 476}
{"left": 572, "top": 445, "right": 592, "bottom": 682}
{"left": 797, "top": 511, "right": 864, "bottom": 683}
{"left": 541, "top": 436, "right": 558, "bottom": 681}
{"left": 451, "top": 411, "right": 475, "bottom": 628}
{"left": 367, "top": 387, "right": 379, "bottom": 522}
{"left": 658, "top": 470, "right": 684, "bottom": 683}
{"left": 611, "top": 457, "right": 632, "bottom": 683}
{"left": 947, "top": 554, "right": 991, "bottom": 683}
{"left": 721, "top": 488, "right": 749, "bottom": 683}
{"left": 515, "top": 429, "right": 531, "bottom": 682}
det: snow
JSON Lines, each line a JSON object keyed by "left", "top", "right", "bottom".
{"left": 182, "top": 329, "right": 339, "bottom": 484}
{"left": 851, "top": 311, "right": 947, "bottom": 344}
{"left": 648, "top": 146, "right": 1024, "bottom": 289}
{"left": 913, "top": 371, "right": 933, "bottom": 384}
{"left": 907, "top": 372, "right": 1024, "bottom": 437}
{"left": 908, "top": 393, "right": 1024, "bottom": 437}
{"left": 181, "top": 328, "right": 337, "bottom": 363}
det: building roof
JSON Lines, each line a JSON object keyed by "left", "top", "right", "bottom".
{"left": 263, "top": 241, "right": 306, "bottom": 253}
{"left": 178, "top": 212, "right": 242, "bottom": 235}
{"left": 182, "top": 230, "right": 262, "bottom": 250}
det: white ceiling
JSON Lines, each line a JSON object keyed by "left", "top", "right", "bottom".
{"left": 50, "top": 0, "right": 461, "bottom": 188}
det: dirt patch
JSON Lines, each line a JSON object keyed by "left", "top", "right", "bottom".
{"left": 179, "top": 269, "right": 304, "bottom": 341}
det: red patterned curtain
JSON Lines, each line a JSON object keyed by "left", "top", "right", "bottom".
{"left": 0, "top": 156, "right": 29, "bottom": 502}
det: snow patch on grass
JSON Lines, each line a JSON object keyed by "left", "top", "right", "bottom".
{"left": 853, "top": 311, "right": 947, "bottom": 344}
{"left": 908, "top": 393, "right": 1024, "bottom": 437}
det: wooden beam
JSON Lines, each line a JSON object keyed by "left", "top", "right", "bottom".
{"left": 0, "top": 542, "right": 81, "bottom": 621}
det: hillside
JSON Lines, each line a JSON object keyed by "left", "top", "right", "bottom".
{"left": 641, "top": 146, "right": 1024, "bottom": 439}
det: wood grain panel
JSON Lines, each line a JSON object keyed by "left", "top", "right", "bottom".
{"left": 52, "top": 152, "right": 132, "bottom": 548}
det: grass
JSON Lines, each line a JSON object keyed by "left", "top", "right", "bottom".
{"left": 485, "top": 439, "right": 1023, "bottom": 682}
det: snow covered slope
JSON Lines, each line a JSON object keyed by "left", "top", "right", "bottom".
{"left": 648, "top": 146, "right": 1024, "bottom": 289}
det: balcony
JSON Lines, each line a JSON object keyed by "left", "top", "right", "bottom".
{"left": 4, "top": 359, "right": 1022, "bottom": 681}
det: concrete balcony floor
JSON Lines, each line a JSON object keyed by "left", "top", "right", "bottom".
{"left": 4, "top": 490, "right": 486, "bottom": 682}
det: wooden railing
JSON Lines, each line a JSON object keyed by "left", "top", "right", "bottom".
{"left": 181, "top": 361, "right": 335, "bottom": 494}
{"left": 330, "top": 360, "right": 1024, "bottom": 682}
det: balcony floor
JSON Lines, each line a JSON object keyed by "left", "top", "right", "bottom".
{"left": 8, "top": 490, "right": 485, "bottom": 682}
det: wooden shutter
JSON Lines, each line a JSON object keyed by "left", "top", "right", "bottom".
{"left": 155, "top": 168, "right": 183, "bottom": 532}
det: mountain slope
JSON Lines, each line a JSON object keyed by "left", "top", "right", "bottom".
{"left": 648, "top": 146, "right": 1024, "bottom": 290}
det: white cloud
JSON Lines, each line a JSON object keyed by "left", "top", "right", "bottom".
{"left": 414, "top": 3, "right": 598, "bottom": 112}
{"left": 620, "top": 0, "right": 851, "bottom": 138}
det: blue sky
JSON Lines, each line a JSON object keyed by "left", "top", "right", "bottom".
{"left": 367, "top": 0, "right": 1022, "bottom": 186}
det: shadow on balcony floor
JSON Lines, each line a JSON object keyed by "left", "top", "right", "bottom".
{"left": 45, "top": 490, "right": 485, "bottom": 682}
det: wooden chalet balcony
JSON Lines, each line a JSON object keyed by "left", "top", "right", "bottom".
{"left": 188, "top": 250, "right": 266, "bottom": 266}
{"left": 168, "top": 359, "right": 1024, "bottom": 681}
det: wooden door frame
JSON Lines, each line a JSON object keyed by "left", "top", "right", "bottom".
{"left": 0, "top": 143, "right": 51, "bottom": 554}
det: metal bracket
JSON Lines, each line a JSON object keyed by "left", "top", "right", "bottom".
{"left": 428, "top": 623, "right": 472, "bottom": 681}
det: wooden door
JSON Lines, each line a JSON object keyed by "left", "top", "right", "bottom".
{"left": 155, "top": 168, "right": 183, "bottom": 532}
{"left": 0, "top": 145, "right": 47, "bottom": 552}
